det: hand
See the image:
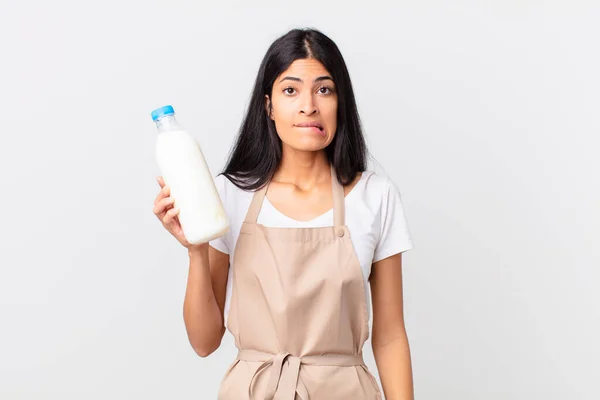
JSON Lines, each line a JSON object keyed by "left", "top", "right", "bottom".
{"left": 153, "top": 176, "right": 208, "bottom": 252}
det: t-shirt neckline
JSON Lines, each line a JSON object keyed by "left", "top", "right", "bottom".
{"left": 261, "top": 171, "right": 371, "bottom": 224}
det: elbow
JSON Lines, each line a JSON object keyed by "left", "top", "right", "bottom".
{"left": 191, "top": 339, "right": 219, "bottom": 358}
{"left": 189, "top": 327, "right": 225, "bottom": 358}
{"left": 192, "top": 345, "right": 215, "bottom": 358}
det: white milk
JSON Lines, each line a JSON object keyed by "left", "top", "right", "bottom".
{"left": 152, "top": 105, "right": 229, "bottom": 245}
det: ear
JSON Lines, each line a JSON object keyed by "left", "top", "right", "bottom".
{"left": 264, "top": 95, "right": 274, "bottom": 120}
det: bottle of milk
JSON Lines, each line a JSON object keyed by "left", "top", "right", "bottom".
{"left": 151, "top": 105, "right": 229, "bottom": 245}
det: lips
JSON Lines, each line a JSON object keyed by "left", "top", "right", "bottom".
{"left": 295, "top": 121, "right": 324, "bottom": 133}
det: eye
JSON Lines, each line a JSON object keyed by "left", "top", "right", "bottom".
{"left": 318, "top": 86, "right": 334, "bottom": 95}
{"left": 283, "top": 87, "right": 296, "bottom": 95}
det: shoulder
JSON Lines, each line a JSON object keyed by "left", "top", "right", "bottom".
{"left": 345, "top": 170, "right": 404, "bottom": 223}
{"left": 214, "top": 173, "right": 255, "bottom": 199}
{"left": 362, "top": 171, "right": 414, "bottom": 257}
{"left": 213, "top": 173, "right": 255, "bottom": 223}
{"left": 355, "top": 170, "right": 402, "bottom": 203}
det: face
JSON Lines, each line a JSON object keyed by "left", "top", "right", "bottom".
{"left": 265, "top": 58, "right": 338, "bottom": 152}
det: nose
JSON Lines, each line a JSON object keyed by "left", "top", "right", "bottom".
{"left": 299, "top": 92, "right": 318, "bottom": 115}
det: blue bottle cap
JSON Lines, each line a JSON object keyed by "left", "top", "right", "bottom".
{"left": 151, "top": 105, "right": 175, "bottom": 121}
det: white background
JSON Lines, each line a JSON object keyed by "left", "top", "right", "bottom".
{"left": 1, "top": 1, "right": 598, "bottom": 399}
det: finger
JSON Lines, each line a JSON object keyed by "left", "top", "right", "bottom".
{"left": 154, "top": 184, "right": 171, "bottom": 205}
{"left": 162, "top": 206, "right": 180, "bottom": 225}
{"left": 157, "top": 176, "right": 165, "bottom": 188}
{"left": 153, "top": 196, "right": 175, "bottom": 216}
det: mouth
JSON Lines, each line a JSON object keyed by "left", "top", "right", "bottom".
{"left": 297, "top": 126, "right": 325, "bottom": 136}
{"left": 295, "top": 122, "right": 325, "bottom": 135}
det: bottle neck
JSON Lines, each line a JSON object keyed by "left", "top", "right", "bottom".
{"left": 155, "top": 115, "right": 181, "bottom": 133}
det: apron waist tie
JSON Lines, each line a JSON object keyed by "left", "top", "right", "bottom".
{"left": 237, "top": 349, "right": 365, "bottom": 400}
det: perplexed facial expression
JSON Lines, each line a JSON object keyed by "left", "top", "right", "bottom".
{"left": 266, "top": 58, "right": 338, "bottom": 152}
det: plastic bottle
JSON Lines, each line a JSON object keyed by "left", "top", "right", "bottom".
{"left": 151, "top": 105, "right": 229, "bottom": 245}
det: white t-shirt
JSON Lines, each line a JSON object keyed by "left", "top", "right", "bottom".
{"left": 209, "top": 170, "right": 414, "bottom": 326}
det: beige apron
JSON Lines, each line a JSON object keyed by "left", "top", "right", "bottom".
{"left": 218, "top": 165, "right": 382, "bottom": 400}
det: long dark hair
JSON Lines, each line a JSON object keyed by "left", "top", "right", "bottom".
{"left": 221, "top": 28, "right": 368, "bottom": 191}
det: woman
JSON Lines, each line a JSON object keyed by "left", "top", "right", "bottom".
{"left": 153, "top": 28, "right": 415, "bottom": 400}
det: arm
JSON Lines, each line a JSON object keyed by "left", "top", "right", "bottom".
{"left": 183, "top": 244, "right": 229, "bottom": 357}
{"left": 370, "top": 253, "right": 414, "bottom": 400}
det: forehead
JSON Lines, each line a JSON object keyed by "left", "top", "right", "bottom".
{"left": 276, "top": 58, "right": 331, "bottom": 81}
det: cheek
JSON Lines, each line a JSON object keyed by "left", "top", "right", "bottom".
{"left": 271, "top": 107, "right": 295, "bottom": 139}
{"left": 272, "top": 98, "right": 296, "bottom": 122}
{"left": 272, "top": 109, "right": 294, "bottom": 130}
{"left": 322, "top": 101, "right": 338, "bottom": 130}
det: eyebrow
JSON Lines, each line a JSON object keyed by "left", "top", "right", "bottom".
{"left": 278, "top": 75, "right": 334, "bottom": 84}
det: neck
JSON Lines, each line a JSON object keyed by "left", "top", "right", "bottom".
{"left": 273, "top": 146, "right": 331, "bottom": 190}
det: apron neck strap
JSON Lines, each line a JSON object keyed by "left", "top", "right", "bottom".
{"left": 244, "top": 164, "right": 345, "bottom": 228}
{"left": 330, "top": 164, "right": 345, "bottom": 228}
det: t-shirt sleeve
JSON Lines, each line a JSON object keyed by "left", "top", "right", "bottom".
{"left": 208, "top": 174, "right": 230, "bottom": 254}
{"left": 372, "top": 179, "right": 414, "bottom": 263}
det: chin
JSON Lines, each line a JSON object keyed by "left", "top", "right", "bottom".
{"left": 288, "top": 137, "right": 330, "bottom": 152}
